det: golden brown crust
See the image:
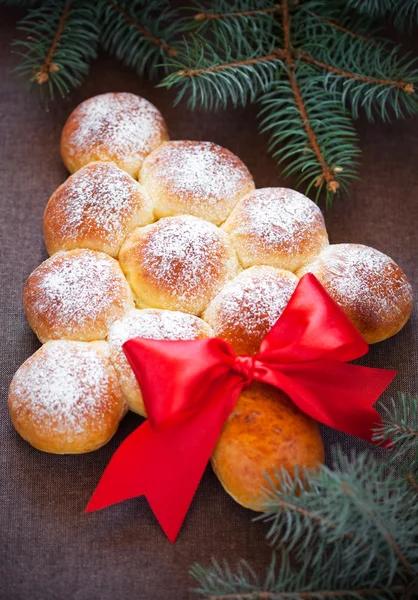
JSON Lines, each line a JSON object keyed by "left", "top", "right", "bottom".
{"left": 211, "top": 382, "right": 325, "bottom": 510}
{"left": 8, "top": 341, "right": 125, "bottom": 454}
{"left": 60, "top": 93, "right": 169, "bottom": 178}
{"left": 119, "top": 215, "right": 241, "bottom": 315}
{"left": 23, "top": 249, "right": 134, "bottom": 343}
{"left": 297, "top": 244, "right": 413, "bottom": 344}
{"left": 222, "top": 187, "right": 329, "bottom": 272}
{"left": 43, "top": 162, "right": 154, "bottom": 258}
{"left": 108, "top": 309, "right": 214, "bottom": 416}
{"left": 140, "top": 140, "right": 255, "bottom": 225}
{"left": 203, "top": 266, "right": 298, "bottom": 355}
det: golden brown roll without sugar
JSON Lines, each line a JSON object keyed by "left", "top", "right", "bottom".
{"left": 43, "top": 162, "right": 154, "bottom": 258}
{"left": 23, "top": 249, "right": 134, "bottom": 343}
{"left": 61, "top": 93, "right": 169, "bottom": 178}
{"left": 140, "top": 140, "right": 255, "bottom": 225}
{"left": 203, "top": 266, "right": 298, "bottom": 355}
{"left": 222, "top": 187, "right": 329, "bottom": 272}
{"left": 297, "top": 243, "right": 413, "bottom": 344}
{"left": 8, "top": 341, "right": 126, "bottom": 454}
{"left": 211, "top": 382, "right": 324, "bottom": 511}
{"left": 108, "top": 309, "right": 214, "bottom": 416}
{"left": 119, "top": 215, "right": 241, "bottom": 315}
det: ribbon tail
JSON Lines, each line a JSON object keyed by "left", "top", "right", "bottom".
{"left": 259, "top": 361, "right": 397, "bottom": 442}
{"left": 86, "top": 381, "right": 242, "bottom": 543}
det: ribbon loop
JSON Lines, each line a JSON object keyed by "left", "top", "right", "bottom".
{"left": 86, "top": 274, "right": 397, "bottom": 543}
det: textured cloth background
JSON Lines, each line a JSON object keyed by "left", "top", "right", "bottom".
{"left": 1, "top": 8, "right": 417, "bottom": 600}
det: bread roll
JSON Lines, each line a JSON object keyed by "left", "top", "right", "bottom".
{"left": 203, "top": 266, "right": 298, "bottom": 355}
{"left": 8, "top": 341, "right": 126, "bottom": 454}
{"left": 119, "top": 215, "right": 241, "bottom": 315}
{"left": 222, "top": 188, "right": 329, "bottom": 271}
{"left": 140, "top": 140, "right": 255, "bottom": 225}
{"left": 61, "top": 93, "right": 169, "bottom": 178}
{"left": 23, "top": 249, "right": 134, "bottom": 343}
{"left": 108, "top": 309, "right": 214, "bottom": 416}
{"left": 297, "top": 244, "right": 413, "bottom": 344}
{"left": 44, "top": 162, "right": 154, "bottom": 257}
{"left": 211, "top": 382, "right": 324, "bottom": 510}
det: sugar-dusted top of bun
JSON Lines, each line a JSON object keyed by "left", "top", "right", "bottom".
{"left": 222, "top": 187, "right": 329, "bottom": 271}
{"left": 119, "top": 215, "right": 240, "bottom": 314}
{"left": 9, "top": 341, "right": 121, "bottom": 439}
{"left": 140, "top": 140, "right": 254, "bottom": 224}
{"left": 109, "top": 309, "right": 213, "bottom": 348}
{"left": 24, "top": 249, "right": 133, "bottom": 341}
{"left": 203, "top": 266, "right": 298, "bottom": 355}
{"left": 61, "top": 93, "right": 168, "bottom": 177}
{"left": 297, "top": 243, "right": 413, "bottom": 343}
{"left": 43, "top": 162, "right": 154, "bottom": 257}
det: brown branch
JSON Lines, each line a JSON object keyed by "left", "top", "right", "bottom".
{"left": 207, "top": 585, "right": 408, "bottom": 599}
{"left": 392, "top": 424, "right": 418, "bottom": 438}
{"left": 281, "top": 0, "right": 339, "bottom": 193}
{"left": 307, "top": 10, "right": 373, "bottom": 43}
{"left": 194, "top": 5, "right": 281, "bottom": 21}
{"left": 176, "top": 52, "right": 283, "bottom": 77}
{"left": 35, "top": 0, "right": 71, "bottom": 84}
{"left": 300, "top": 51, "right": 415, "bottom": 94}
{"left": 107, "top": 0, "right": 177, "bottom": 57}
{"left": 407, "top": 473, "right": 418, "bottom": 495}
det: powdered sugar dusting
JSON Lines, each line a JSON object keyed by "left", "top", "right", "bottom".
{"left": 109, "top": 309, "right": 212, "bottom": 349}
{"left": 139, "top": 216, "right": 235, "bottom": 306}
{"left": 304, "top": 244, "right": 413, "bottom": 321}
{"left": 142, "top": 141, "right": 254, "bottom": 223}
{"left": 66, "top": 93, "right": 167, "bottom": 171}
{"left": 45, "top": 162, "right": 152, "bottom": 253}
{"left": 204, "top": 266, "right": 298, "bottom": 354}
{"left": 10, "top": 341, "right": 119, "bottom": 437}
{"left": 25, "top": 249, "right": 133, "bottom": 340}
{"left": 234, "top": 188, "right": 326, "bottom": 253}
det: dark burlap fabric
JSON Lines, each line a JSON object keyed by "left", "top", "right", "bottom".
{"left": 1, "top": 9, "right": 417, "bottom": 600}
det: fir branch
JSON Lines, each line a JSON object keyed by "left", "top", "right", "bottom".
{"left": 299, "top": 35, "right": 418, "bottom": 121}
{"left": 12, "top": 0, "right": 99, "bottom": 98}
{"left": 160, "top": 35, "right": 283, "bottom": 109}
{"left": 373, "top": 396, "right": 418, "bottom": 456}
{"left": 99, "top": 0, "right": 180, "bottom": 78}
{"left": 258, "top": 68, "right": 360, "bottom": 205}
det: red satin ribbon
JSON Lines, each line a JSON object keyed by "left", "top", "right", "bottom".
{"left": 86, "top": 274, "right": 396, "bottom": 542}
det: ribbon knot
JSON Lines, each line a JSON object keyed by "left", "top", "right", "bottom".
{"left": 233, "top": 355, "right": 255, "bottom": 385}
{"left": 86, "top": 274, "right": 397, "bottom": 543}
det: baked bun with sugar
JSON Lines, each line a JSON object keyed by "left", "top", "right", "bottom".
{"left": 108, "top": 309, "right": 214, "bottom": 416}
{"left": 119, "top": 215, "right": 240, "bottom": 315}
{"left": 222, "top": 188, "right": 329, "bottom": 271}
{"left": 8, "top": 341, "right": 125, "bottom": 454}
{"left": 43, "top": 162, "right": 154, "bottom": 258}
{"left": 297, "top": 244, "right": 413, "bottom": 344}
{"left": 140, "top": 140, "right": 255, "bottom": 225}
{"left": 211, "top": 382, "right": 324, "bottom": 510}
{"left": 61, "top": 93, "right": 169, "bottom": 178}
{"left": 203, "top": 266, "right": 298, "bottom": 355}
{"left": 24, "top": 249, "right": 134, "bottom": 343}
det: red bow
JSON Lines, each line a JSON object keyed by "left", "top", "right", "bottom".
{"left": 86, "top": 274, "right": 396, "bottom": 542}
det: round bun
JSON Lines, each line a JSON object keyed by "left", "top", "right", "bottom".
{"left": 203, "top": 266, "right": 298, "bottom": 355}
{"left": 108, "top": 309, "right": 214, "bottom": 416}
{"left": 211, "top": 382, "right": 324, "bottom": 510}
{"left": 61, "top": 93, "right": 169, "bottom": 178}
{"left": 8, "top": 341, "right": 125, "bottom": 454}
{"left": 24, "top": 249, "right": 134, "bottom": 343}
{"left": 119, "top": 215, "right": 241, "bottom": 315}
{"left": 43, "top": 162, "right": 154, "bottom": 258}
{"left": 297, "top": 244, "right": 413, "bottom": 344}
{"left": 222, "top": 188, "right": 329, "bottom": 271}
{"left": 140, "top": 140, "right": 254, "bottom": 225}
